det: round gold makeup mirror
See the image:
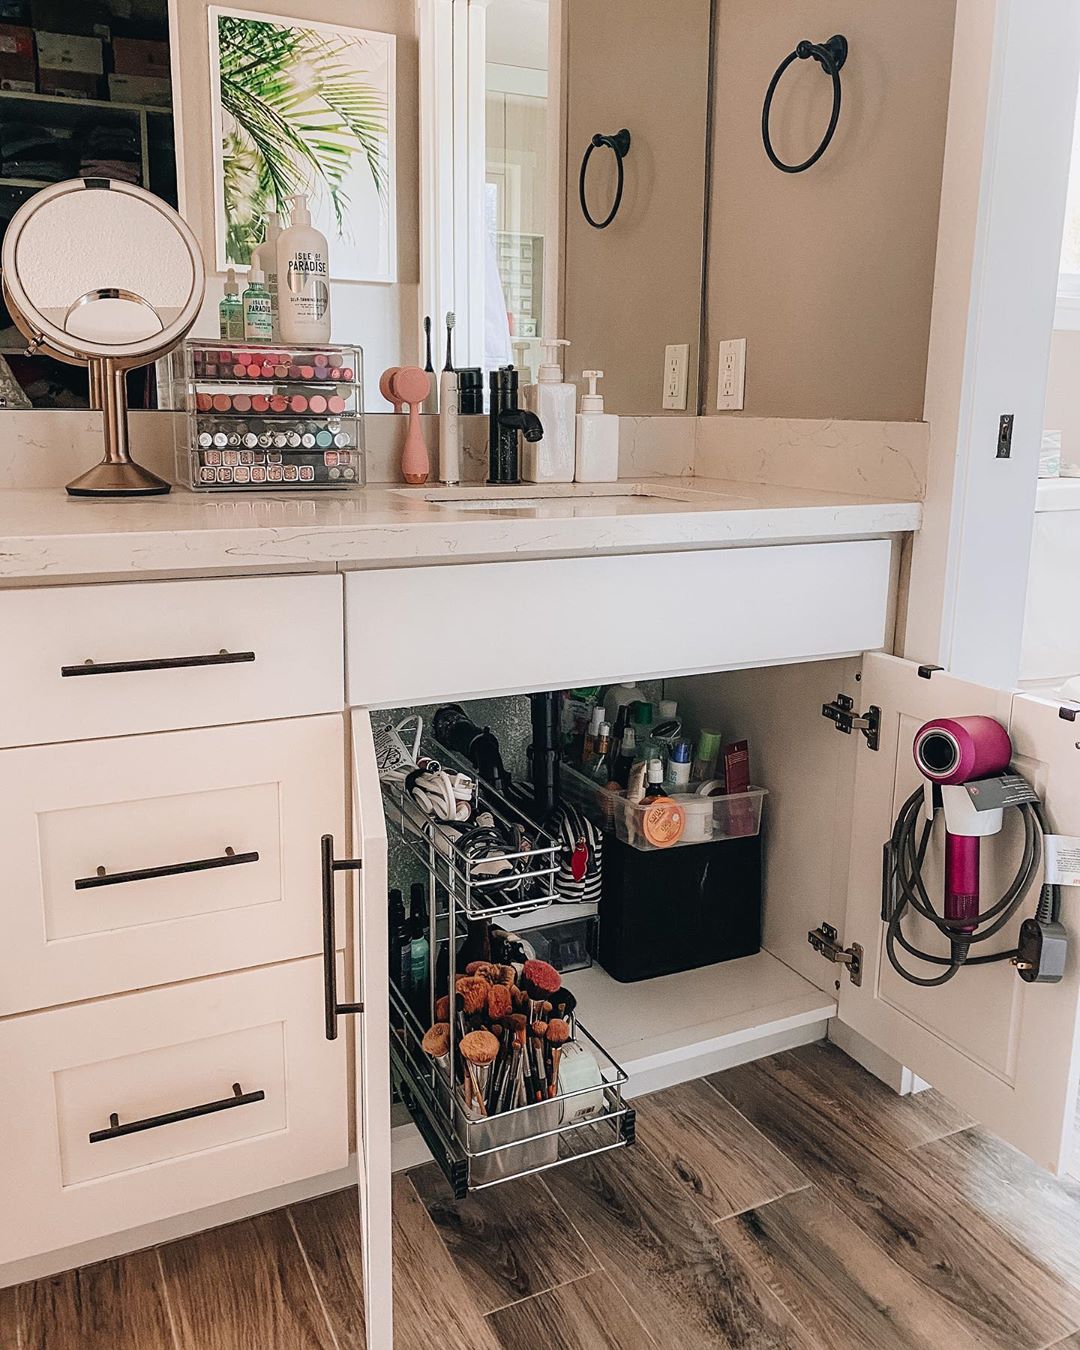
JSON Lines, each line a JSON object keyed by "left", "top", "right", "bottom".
{"left": 1, "top": 178, "right": 205, "bottom": 496}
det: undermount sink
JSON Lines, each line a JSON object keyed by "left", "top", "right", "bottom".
{"left": 392, "top": 484, "right": 739, "bottom": 511}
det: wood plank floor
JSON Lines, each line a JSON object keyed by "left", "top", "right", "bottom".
{"left": 6, "top": 1040, "right": 1080, "bottom": 1349}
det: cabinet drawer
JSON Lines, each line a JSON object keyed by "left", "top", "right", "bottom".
{"left": 0, "top": 716, "right": 346, "bottom": 1014}
{"left": 0, "top": 958, "right": 347, "bottom": 1262}
{"left": 344, "top": 542, "right": 894, "bottom": 705}
{"left": 0, "top": 573, "right": 344, "bottom": 747}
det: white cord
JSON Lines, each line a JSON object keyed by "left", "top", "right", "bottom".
{"left": 377, "top": 714, "right": 475, "bottom": 823}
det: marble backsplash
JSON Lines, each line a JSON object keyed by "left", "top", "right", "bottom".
{"left": 0, "top": 410, "right": 925, "bottom": 498}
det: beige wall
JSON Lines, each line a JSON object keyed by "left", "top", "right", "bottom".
{"left": 170, "top": 0, "right": 420, "bottom": 402}
{"left": 1044, "top": 329, "right": 1080, "bottom": 466}
{"left": 561, "top": 0, "right": 712, "bottom": 416}
{"left": 705, "top": 0, "right": 956, "bottom": 421}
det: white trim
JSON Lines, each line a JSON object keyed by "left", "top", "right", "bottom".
{"left": 419, "top": 0, "right": 459, "bottom": 360}
{"left": 1055, "top": 291, "right": 1080, "bottom": 330}
{"left": 543, "top": 0, "right": 565, "bottom": 341}
{"left": 906, "top": 0, "right": 1080, "bottom": 687}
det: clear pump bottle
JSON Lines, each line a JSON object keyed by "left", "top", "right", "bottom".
{"left": 218, "top": 267, "right": 243, "bottom": 340}
{"left": 523, "top": 338, "right": 575, "bottom": 483}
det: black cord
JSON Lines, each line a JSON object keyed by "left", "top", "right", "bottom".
{"left": 762, "top": 36, "right": 846, "bottom": 174}
{"left": 884, "top": 785, "right": 1054, "bottom": 986}
{"left": 579, "top": 130, "right": 630, "bottom": 229}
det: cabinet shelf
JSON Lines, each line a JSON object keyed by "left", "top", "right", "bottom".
{"left": 0, "top": 89, "right": 171, "bottom": 118}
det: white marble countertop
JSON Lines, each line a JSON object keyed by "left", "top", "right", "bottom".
{"left": 0, "top": 477, "right": 922, "bottom": 583}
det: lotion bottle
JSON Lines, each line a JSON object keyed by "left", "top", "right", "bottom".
{"left": 523, "top": 338, "right": 575, "bottom": 483}
{"left": 218, "top": 267, "right": 243, "bottom": 340}
{"left": 251, "top": 211, "right": 281, "bottom": 339}
{"left": 277, "top": 193, "right": 331, "bottom": 343}
{"left": 242, "top": 262, "right": 273, "bottom": 342}
{"left": 575, "top": 369, "right": 619, "bottom": 482}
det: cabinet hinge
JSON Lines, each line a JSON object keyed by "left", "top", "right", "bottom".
{"left": 821, "top": 694, "right": 880, "bottom": 750}
{"left": 808, "top": 922, "right": 863, "bottom": 986}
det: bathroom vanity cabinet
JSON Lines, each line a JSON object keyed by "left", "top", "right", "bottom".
{"left": 1, "top": 526, "right": 1078, "bottom": 1350}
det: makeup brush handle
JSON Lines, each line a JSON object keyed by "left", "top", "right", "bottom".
{"left": 464, "top": 1062, "right": 487, "bottom": 1117}
{"left": 401, "top": 402, "right": 429, "bottom": 486}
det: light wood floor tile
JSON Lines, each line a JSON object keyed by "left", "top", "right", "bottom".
{"left": 712, "top": 1053, "right": 1080, "bottom": 1350}
{"left": 913, "top": 1126, "right": 1080, "bottom": 1291}
{"left": 159, "top": 1209, "right": 335, "bottom": 1350}
{"left": 16, "top": 1249, "right": 173, "bottom": 1350}
{"left": 410, "top": 1163, "right": 598, "bottom": 1314}
{"left": 486, "top": 1271, "right": 657, "bottom": 1349}
{"left": 289, "top": 1189, "right": 366, "bottom": 1349}
{"left": 392, "top": 1174, "right": 501, "bottom": 1350}
{"left": 1051, "top": 1335, "right": 1080, "bottom": 1348}
{"left": 634, "top": 1077, "right": 810, "bottom": 1221}
{"left": 544, "top": 1140, "right": 816, "bottom": 1349}
{"left": 715, "top": 1186, "right": 987, "bottom": 1350}
{"left": 0, "top": 1285, "right": 19, "bottom": 1350}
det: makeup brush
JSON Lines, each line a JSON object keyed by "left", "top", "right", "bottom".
{"left": 546, "top": 1019, "right": 570, "bottom": 1097}
{"left": 460, "top": 1029, "right": 499, "bottom": 1117}
{"left": 465, "top": 961, "right": 496, "bottom": 980}
{"left": 497, "top": 1013, "right": 528, "bottom": 1112}
{"left": 455, "top": 975, "right": 489, "bottom": 1016}
{"left": 530, "top": 1020, "right": 549, "bottom": 1100}
{"left": 435, "top": 995, "right": 450, "bottom": 1022}
{"left": 421, "top": 1022, "right": 451, "bottom": 1076}
{"left": 522, "top": 959, "right": 561, "bottom": 1023}
{"left": 443, "top": 310, "right": 455, "bottom": 372}
{"left": 487, "top": 983, "right": 512, "bottom": 1021}
{"left": 494, "top": 964, "right": 516, "bottom": 987}
{"left": 510, "top": 985, "right": 528, "bottom": 1012}
{"left": 422, "top": 315, "right": 438, "bottom": 413}
{"left": 549, "top": 986, "right": 578, "bottom": 1036}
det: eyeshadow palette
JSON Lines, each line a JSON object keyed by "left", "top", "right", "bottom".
{"left": 172, "top": 339, "right": 365, "bottom": 492}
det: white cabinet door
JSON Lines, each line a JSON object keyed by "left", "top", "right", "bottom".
{"left": 839, "top": 653, "right": 1080, "bottom": 1172}
{"left": 349, "top": 710, "right": 393, "bottom": 1350}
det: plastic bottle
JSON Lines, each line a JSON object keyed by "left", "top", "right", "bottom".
{"left": 251, "top": 211, "right": 281, "bottom": 339}
{"left": 242, "top": 262, "right": 273, "bottom": 342}
{"left": 603, "top": 682, "right": 646, "bottom": 726}
{"left": 665, "top": 739, "right": 693, "bottom": 789}
{"left": 584, "top": 722, "right": 612, "bottom": 782}
{"left": 277, "top": 192, "right": 331, "bottom": 343}
{"left": 408, "top": 883, "right": 430, "bottom": 1006}
{"left": 218, "top": 267, "right": 243, "bottom": 340}
{"left": 522, "top": 338, "right": 575, "bottom": 483}
{"left": 575, "top": 369, "right": 619, "bottom": 482}
{"left": 613, "top": 725, "right": 636, "bottom": 789}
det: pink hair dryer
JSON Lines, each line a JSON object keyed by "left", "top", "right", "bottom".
{"left": 912, "top": 716, "right": 1013, "bottom": 934}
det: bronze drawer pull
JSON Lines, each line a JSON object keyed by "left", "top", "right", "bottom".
{"left": 75, "top": 847, "right": 259, "bottom": 890}
{"left": 61, "top": 650, "right": 256, "bottom": 677}
{"left": 89, "top": 1082, "right": 265, "bottom": 1143}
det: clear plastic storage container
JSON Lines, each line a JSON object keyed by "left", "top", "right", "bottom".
{"left": 170, "top": 340, "right": 365, "bottom": 491}
{"left": 560, "top": 762, "right": 767, "bottom": 851}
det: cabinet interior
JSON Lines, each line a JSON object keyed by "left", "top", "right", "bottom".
{"left": 378, "top": 652, "right": 864, "bottom": 1145}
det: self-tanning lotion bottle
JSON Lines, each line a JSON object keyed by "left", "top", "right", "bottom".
{"left": 277, "top": 193, "right": 331, "bottom": 343}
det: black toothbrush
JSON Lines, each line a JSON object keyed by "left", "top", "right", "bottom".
{"left": 422, "top": 315, "right": 438, "bottom": 412}
{"left": 443, "top": 310, "right": 456, "bottom": 372}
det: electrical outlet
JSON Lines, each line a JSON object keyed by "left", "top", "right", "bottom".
{"left": 717, "top": 338, "right": 746, "bottom": 411}
{"left": 662, "top": 343, "right": 690, "bottom": 410}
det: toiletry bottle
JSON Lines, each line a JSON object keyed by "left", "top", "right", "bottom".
{"left": 388, "top": 887, "right": 408, "bottom": 988}
{"left": 218, "top": 267, "right": 243, "bottom": 340}
{"left": 692, "top": 728, "right": 723, "bottom": 784}
{"left": 582, "top": 706, "right": 604, "bottom": 764}
{"left": 408, "top": 882, "right": 430, "bottom": 1007}
{"left": 242, "top": 262, "right": 273, "bottom": 342}
{"left": 603, "top": 681, "right": 646, "bottom": 726}
{"left": 642, "top": 759, "right": 668, "bottom": 800}
{"left": 251, "top": 211, "right": 281, "bottom": 338}
{"left": 665, "top": 739, "right": 693, "bottom": 789}
{"left": 277, "top": 192, "right": 331, "bottom": 343}
{"left": 613, "top": 725, "right": 636, "bottom": 789}
{"left": 575, "top": 370, "right": 619, "bottom": 482}
{"left": 522, "top": 338, "right": 575, "bottom": 483}
{"left": 585, "top": 722, "right": 612, "bottom": 782}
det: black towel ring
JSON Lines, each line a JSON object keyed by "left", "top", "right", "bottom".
{"left": 579, "top": 128, "right": 631, "bottom": 229}
{"left": 762, "top": 35, "right": 848, "bottom": 174}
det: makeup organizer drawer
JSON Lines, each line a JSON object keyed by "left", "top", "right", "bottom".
{"left": 0, "top": 716, "right": 346, "bottom": 1015}
{"left": 0, "top": 957, "right": 348, "bottom": 1262}
{"left": 344, "top": 540, "right": 893, "bottom": 706}
{"left": 382, "top": 750, "right": 633, "bottom": 1198}
{"left": 0, "top": 573, "right": 344, "bottom": 748}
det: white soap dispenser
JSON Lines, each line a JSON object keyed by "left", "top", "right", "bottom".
{"left": 277, "top": 193, "right": 331, "bottom": 343}
{"left": 523, "top": 338, "right": 575, "bottom": 483}
{"left": 575, "top": 369, "right": 619, "bottom": 482}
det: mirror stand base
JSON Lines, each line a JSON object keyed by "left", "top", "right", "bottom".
{"left": 66, "top": 459, "right": 171, "bottom": 497}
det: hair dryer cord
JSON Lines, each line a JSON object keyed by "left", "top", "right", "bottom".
{"left": 884, "top": 786, "right": 1058, "bottom": 986}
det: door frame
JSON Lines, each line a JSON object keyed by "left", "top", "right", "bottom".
{"left": 906, "top": 0, "right": 1080, "bottom": 689}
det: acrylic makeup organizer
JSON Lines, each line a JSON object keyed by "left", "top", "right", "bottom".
{"left": 171, "top": 339, "right": 365, "bottom": 490}
{"left": 381, "top": 749, "right": 633, "bottom": 1198}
